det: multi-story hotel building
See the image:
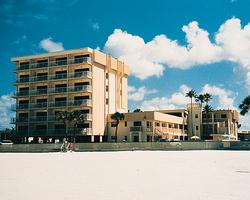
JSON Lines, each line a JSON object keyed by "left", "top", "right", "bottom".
{"left": 11, "top": 48, "right": 129, "bottom": 143}
{"left": 187, "top": 103, "right": 239, "bottom": 140}
{"left": 107, "top": 110, "right": 188, "bottom": 142}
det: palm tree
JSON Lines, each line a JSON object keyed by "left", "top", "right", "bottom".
{"left": 56, "top": 110, "right": 74, "bottom": 141}
{"left": 203, "top": 93, "right": 212, "bottom": 106}
{"left": 133, "top": 108, "right": 143, "bottom": 112}
{"left": 239, "top": 95, "right": 250, "bottom": 115}
{"left": 111, "top": 112, "right": 125, "bottom": 142}
{"left": 71, "top": 110, "right": 87, "bottom": 148}
{"left": 203, "top": 104, "right": 213, "bottom": 139}
{"left": 195, "top": 94, "right": 205, "bottom": 138}
{"left": 186, "top": 90, "right": 197, "bottom": 138}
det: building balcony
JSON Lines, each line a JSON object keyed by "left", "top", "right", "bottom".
{"left": 48, "top": 114, "right": 92, "bottom": 122}
{"left": 11, "top": 104, "right": 29, "bottom": 110}
{"left": 15, "top": 128, "right": 92, "bottom": 136}
{"left": 11, "top": 117, "right": 29, "bottom": 123}
{"left": 15, "top": 71, "right": 92, "bottom": 84}
{"left": 16, "top": 77, "right": 30, "bottom": 83}
{"left": 12, "top": 99, "right": 92, "bottom": 110}
{"left": 48, "top": 85, "right": 92, "bottom": 95}
{"left": 11, "top": 113, "right": 92, "bottom": 124}
{"left": 130, "top": 126, "right": 143, "bottom": 132}
{"left": 15, "top": 57, "right": 91, "bottom": 71}
{"left": 14, "top": 90, "right": 29, "bottom": 97}
{"left": 14, "top": 85, "right": 92, "bottom": 97}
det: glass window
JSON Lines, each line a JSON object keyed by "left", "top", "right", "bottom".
{"left": 133, "top": 121, "right": 141, "bottom": 126}
{"left": 221, "top": 114, "right": 227, "bottom": 118}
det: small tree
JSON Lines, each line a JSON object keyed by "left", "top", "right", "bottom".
{"left": 203, "top": 93, "right": 212, "bottom": 106}
{"left": 239, "top": 95, "right": 250, "bottom": 115}
{"left": 56, "top": 111, "right": 74, "bottom": 141}
{"left": 133, "top": 108, "right": 143, "bottom": 112}
{"left": 71, "top": 110, "right": 87, "bottom": 144}
{"left": 111, "top": 112, "right": 124, "bottom": 142}
{"left": 203, "top": 104, "right": 213, "bottom": 138}
{"left": 186, "top": 90, "right": 197, "bottom": 138}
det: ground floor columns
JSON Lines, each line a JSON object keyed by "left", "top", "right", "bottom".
{"left": 100, "top": 135, "right": 103, "bottom": 143}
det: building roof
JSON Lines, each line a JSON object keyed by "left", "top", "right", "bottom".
{"left": 108, "top": 111, "right": 185, "bottom": 124}
{"left": 11, "top": 47, "right": 93, "bottom": 62}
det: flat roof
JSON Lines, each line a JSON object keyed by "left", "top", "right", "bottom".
{"left": 11, "top": 47, "right": 93, "bottom": 62}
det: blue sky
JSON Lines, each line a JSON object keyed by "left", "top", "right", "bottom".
{"left": 1, "top": 0, "right": 250, "bottom": 129}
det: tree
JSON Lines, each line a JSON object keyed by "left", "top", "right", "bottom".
{"left": 111, "top": 112, "right": 125, "bottom": 142}
{"left": 70, "top": 110, "right": 87, "bottom": 147}
{"left": 203, "top": 93, "right": 212, "bottom": 106}
{"left": 203, "top": 104, "right": 213, "bottom": 138}
{"left": 195, "top": 94, "right": 205, "bottom": 107}
{"left": 133, "top": 108, "right": 142, "bottom": 112}
{"left": 195, "top": 94, "right": 205, "bottom": 138}
{"left": 186, "top": 90, "right": 197, "bottom": 138}
{"left": 56, "top": 110, "right": 74, "bottom": 141}
{"left": 239, "top": 95, "right": 250, "bottom": 115}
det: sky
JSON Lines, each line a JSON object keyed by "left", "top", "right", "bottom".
{"left": 0, "top": 0, "right": 250, "bottom": 129}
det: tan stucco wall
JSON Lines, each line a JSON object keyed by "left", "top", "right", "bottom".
{"left": 92, "top": 64, "right": 105, "bottom": 136}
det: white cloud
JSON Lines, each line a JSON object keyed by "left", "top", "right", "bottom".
{"left": 139, "top": 83, "right": 237, "bottom": 111}
{"left": 104, "top": 18, "right": 250, "bottom": 90}
{"left": 140, "top": 84, "right": 190, "bottom": 110}
{"left": 201, "top": 84, "right": 236, "bottom": 109}
{"left": 128, "top": 86, "right": 157, "bottom": 101}
{"left": 239, "top": 115, "right": 250, "bottom": 130}
{"left": 39, "top": 37, "right": 64, "bottom": 52}
{"left": 92, "top": 22, "right": 100, "bottom": 31}
{"left": 0, "top": 93, "right": 15, "bottom": 129}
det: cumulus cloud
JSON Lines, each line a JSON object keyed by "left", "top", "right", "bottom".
{"left": 139, "top": 84, "right": 236, "bottom": 111}
{"left": 104, "top": 18, "right": 250, "bottom": 90}
{"left": 92, "top": 22, "right": 100, "bottom": 31}
{"left": 140, "top": 84, "right": 191, "bottom": 110}
{"left": 0, "top": 93, "right": 15, "bottom": 129}
{"left": 128, "top": 86, "right": 157, "bottom": 101}
{"left": 39, "top": 37, "right": 64, "bottom": 52}
{"left": 201, "top": 84, "right": 236, "bottom": 109}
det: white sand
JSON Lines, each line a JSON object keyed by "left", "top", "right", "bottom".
{"left": 0, "top": 151, "right": 249, "bottom": 200}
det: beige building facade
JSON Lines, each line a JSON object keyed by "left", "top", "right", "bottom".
{"left": 11, "top": 48, "right": 129, "bottom": 143}
{"left": 187, "top": 103, "right": 239, "bottom": 140}
{"left": 107, "top": 111, "right": 188, "bottom": 142}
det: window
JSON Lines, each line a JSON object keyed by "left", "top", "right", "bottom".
{"left": 55, "top": 57, "right": 67, "bottom": 65}
{"left": 156, "top": 122, "right": 160, "bottom": 126}
{"left": 19, "top": 75, "right": 29, "bottom": 82}
{"left": 74, "top": 55, "right": 88, "bottom": 63}
{"left": 36, "top": 73, "right": 48, "bottom": 81}
{"left": 195, "top": 114, "right": 198, "bottom": 118}
{"left": 106, "top": 73, "right": 109, "bottom": 79}
{"left": 106, "top": 85, "right": 109, "bottom": 92}
{"left": 37, "top": 59, "right": 48, "bottom": 67}
{"left": 147, "top": 121, "right": 151, "bottom": 127}
{"left": 20, "top": 62, "right": 29, "bottom": 70}
{"left": 106, "top": 98, "right": 109, "bottom": 104}
{"left": 221, "top": 114, "right": 227, "bottom": 118}
{"left": 133, "top": 121, "right": 141, "bottom": 126}
{"left": 124, "top": 121, "right": 127, "bottom": 127}
{"left": 111, "top": 122, "right": 117, "bottom": 127}
{"left": 196, "top": 126, "right": 199, "bottom": 130}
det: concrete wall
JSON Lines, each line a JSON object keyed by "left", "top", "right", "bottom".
{"left": 1, "top": 142, "right": 249, "bottom": 152}
{"left": 92, "top": 64, "right": 105, "bottom": 136}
